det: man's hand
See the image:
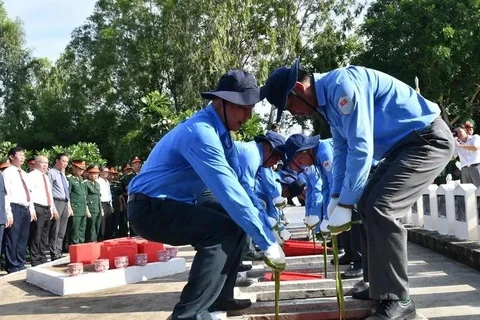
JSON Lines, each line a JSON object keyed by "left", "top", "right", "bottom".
{"left": 279, "top": 228, "right": 292, "bottom": 241}
{"left": 68, "top": 206, "right": 74, "bottom": 217}
{"left": 30, "top": 210, "right": 37, "bottom": 222}
{"left": 264, "top": 243, "right": 286, "bottom": 271}
{"left": 6, "top": 215, "right": 13, "bottom": 228}
{"left": 303, "top": 215, "right": 320, "bottom": 230}
{"left": 327, "top": 198, "right": 339, "bottom": 218}
{"left": 319, "top": 219, "right": 330, "bottom": 238}
{"left": 86, "top": 209, "right": 91, "bottom": 218}
{"left": 267, "top": 217, "right": 279, "bottom": 230}
{"left": 273, "top": 196, "right": 287, "bottom": 209}
{"left": 327, "top": 206, "right": 352, "bottom": 235}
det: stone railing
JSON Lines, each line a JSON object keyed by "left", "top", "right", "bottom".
{"left": 403, "top": 183, "right": 479, "bottom": 243}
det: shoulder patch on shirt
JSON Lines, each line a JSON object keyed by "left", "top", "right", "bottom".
{"left": 322, "top": 160, "right": 332, "bottom": 172}
{"left": 337, "top": 96, "right": 354, "bottom": 115}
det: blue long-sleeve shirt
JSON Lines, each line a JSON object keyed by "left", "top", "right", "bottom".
{"left": 255, "top": 169, "right": 282, "bottom": 220}
{"left": 129, "top": 104, "right": 276, "bottom": 250}
{"left": 256, "top": 167, "right": 281, "bottom": 199}
{"left": 234, "top": 141, "right": 278, "bottom": 215}
{"left": 314, "top": 66, "right": 439, "bottom": 205}
{"left": 304, "top": 139, "right": 334, "bottom": 220}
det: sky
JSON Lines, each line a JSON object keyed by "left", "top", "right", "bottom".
{"left": 2, "top": 0, "right": 309, "bottom": 134}
{"left": 3, "top": 0, "right": 97, "bottom": 62}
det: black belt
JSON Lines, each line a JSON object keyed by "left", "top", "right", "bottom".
{"left": 54, "top": 198, "right": 68, "bottom": 202}
{"left": 128, "top": 193, "right": 151, "bottom": 203}
{"left": 464, "top": 163, "right": 480, "bottom": 168}
{"left": 101, "top": 201, "right": 111, "bottom": 204}
{"left": 11, "top": 203, "right": 29, "bottom": 209}
{"left": 34, "top": 203, "right": 51, "bottom": 209}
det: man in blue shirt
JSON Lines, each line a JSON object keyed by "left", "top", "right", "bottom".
{"left": 284, "top": 134, "right": 333, "bottom": 235}
{"left": 128, "top": 70, "right": 284, "bottom": 320}
{"left": 284, "top": 133, "right": 365, "bottom": 278}
{"left": 263, "top": 59, "right": 454, "bottom": 319}
{"left": 235, "top": 131, "right": 287, "bottom": 214}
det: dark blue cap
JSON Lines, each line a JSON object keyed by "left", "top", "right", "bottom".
{"left": 254, "top": 131, "right": 286, "bottom": 153}
{"left": 201, "top": 70, "right": 264, "bottom": 106}
{"left": 276, "top": 170, "right": 297, "bottom": 185}
{"left": 276, "top": 172, "right": 306, "bottom": 197}
{"left": 262, "top": 58, "right": 300, "bottom": 122}
{"left": 284, "top": 133, "right": 320, "bottom": 165}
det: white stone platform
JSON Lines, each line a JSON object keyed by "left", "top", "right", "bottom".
{"left": 26, "top": 257, "right": 186, "bottom": 296}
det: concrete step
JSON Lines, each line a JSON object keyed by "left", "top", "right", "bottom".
{"left": 251, "top": 286, "right": 357, "bottom": 301}
{"left": 228, "top": 297, "right": 376, "bottom": 318}
{"left": 237, "top": 278, "right": 363, "bottom": 294}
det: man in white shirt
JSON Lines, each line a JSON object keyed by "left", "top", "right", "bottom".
{"left": 97, "top": 166, "right": 114, "bottom": 240}
{"left": 0, "top": 162, "right": 12, "bottom": 263}
{"left": 2, "top": 146, "right": 36, "bottom": 273}
{"left": 454, "top": 124, "right": 480, "bottom": 186}
{"left": 28, "top": 155, "right": 57, "bottom": 266}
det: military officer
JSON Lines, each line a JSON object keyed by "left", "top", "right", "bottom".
{"left": 109, "top": 167, "right": 122, "bottom": 238}
{"left": 67, "top": 160, "right": 90, "bottom": 244}
{"left": 119, "top": 163, "right": 135, "bottom": 236}
{"left": 84, "top": 165, "right": 103, "bottom": 242}
{"left": 131, "top": 156, "right": 142, "bottom": 174}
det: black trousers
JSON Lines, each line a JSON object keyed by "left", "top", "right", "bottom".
{"left": 128, "top": 194, "right": 245, "bottom": 320}
{"left": 117, "top": 209, "right": 129, "bottom": 237}
{"left": 29, "top": 204, "right": 51, "bottom": 266}
{"left": 4, "top": 204, "right": 31, "bottom": 273}
{"left": 358, "top": 117, "right": 454, "bottom": 300}
{"left": 338, "top": 208, "right": 362, "bottom": 267}
{"left": 100, "top": 202, "right": 114, "bottom": 240}
{"left": 197, "top": 189, "right": 255, "bottom": 256}
{"left": 0, "top": 223, "right": 4, "bottom": 260}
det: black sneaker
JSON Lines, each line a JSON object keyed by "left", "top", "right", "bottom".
{"left": 342, "top": 264, "right": 363, "bottom": 279}
{"left": 208, "top": 298, "right": 252, "bottom": 312}
{"left": 235, "top": 275, "right": 254, "bottom": 287}
{"left": 238, "top": 263, "right": 252, "bottom": 272}
{"left": 245, "top": 251, "right": 265, "bottom": 261}
{"left": 330, "top": 254, "right": 351, "bottom": 266}
{"left": 367, "top": 300, "right": 417, "bottom": 319}
{"left": 352, "top": 287, "right": 371, "bottom": 300}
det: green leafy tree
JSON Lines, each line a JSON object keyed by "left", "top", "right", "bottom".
{"left": 355, "top": 0, "right": 480, "bottom": 122}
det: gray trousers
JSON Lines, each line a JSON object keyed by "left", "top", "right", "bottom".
{"left": 357, "top": 117, "right": 454, "bottom": 300}
{"left": 49, "top": 200, "right": 69, "bottom": 259}
{"left": 460, "top": 165, "right": 480, "bottom": 187}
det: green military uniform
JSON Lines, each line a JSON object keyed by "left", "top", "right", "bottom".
{"left": 84, "top": 179, "right": 102, "bottom": 242}
{"left": 67, "top": 175, "right": 88, "bottom": 244}
{"left": 110, "top": 178, "right": 122, "bottom": 237}
{"left": 118, "top": 169, "right": 136, "bottom": 237}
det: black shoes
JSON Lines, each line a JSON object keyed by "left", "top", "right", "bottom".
{"left": 342, "top": 264, "right": 363, "bottom": 279}
{"left": 208, "top": 298, "right": 252, "bottom": 312}
{"left": 366, "top": 300, "right": 417, "bottom": 319}
{"left": 330, "top": 254, "right": 351, "bottom": 266}
{"left": 235, "top": 275, "right": 254, "bottom": 287}
{"left": 245, "top": 251, "right": 265, "bottom": 261}
{"left": 238, "top": 263, "right": 252, "bottom": 272}
{"left": 352, "top": 287, "right": 371, "bottom": 300}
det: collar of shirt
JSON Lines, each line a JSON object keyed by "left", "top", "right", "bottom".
{"left": 313, "top": 73, "right": 328, "bottom": 114}
{"left": 205, "top": 103, "right": 229, "bottom": 141}
{"left": 255, "top": 142, "right": 264, "bottom": 165}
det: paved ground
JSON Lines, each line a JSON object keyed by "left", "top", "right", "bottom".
{"left": 1, "top": 206, "right": 480, "bottom": 319}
